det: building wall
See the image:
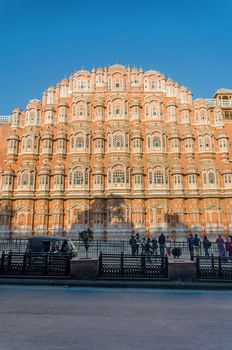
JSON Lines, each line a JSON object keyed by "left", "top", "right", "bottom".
{"left": 0, "top": 64, "right": 232, "bottom": 240}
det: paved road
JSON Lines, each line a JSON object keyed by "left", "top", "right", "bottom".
{"left": 0, "top": 286, "right": 231, "bottom": 350}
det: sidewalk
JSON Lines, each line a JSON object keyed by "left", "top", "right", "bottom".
{"left": 1, "top": 276, "right": 232, "bottom": 290}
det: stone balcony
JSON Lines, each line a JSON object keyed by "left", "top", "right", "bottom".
{"left": 207, "top": 99, "right": 232, "bottom": 108}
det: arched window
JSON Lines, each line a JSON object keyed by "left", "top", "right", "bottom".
{"left": 21, "top": 172, "right": 28, "bottom": 185}
{"left": 78, "top": 78, "right": 87, "bottom": 90}
{"left": 150, "top": 102, "right": 159, "bottom": 116}
{"left": 200, "top": 108, "right": 207, "bottom": 121}
{"left": 149, "top": 79, "right": 157, "bottom": 89}
{"left": 208, "top": 172, "right": 215, "bottom": 184}
{"left": 204, "top": 136, "right": 211, "bottom": 151}
{"left": 29, "top": 109, "right": 35, "bottom": 123}
{"left": 25, "top": 137, "right": 32, "bottom": 150}
{"left": 214, "top": 109, "right": 224, "bottom": 126}
{"left": 219, "top": 138, "right": 228, "bottom": 152}
{"left": 167, "top": 105, "right": 176, "bottom": 118}
{"left": 30, "top": 172, "right": 34, "bottom": 186}
{"left": 76, "top": 102, "right": 86, "bottom": 117}
{"left": 185, "top": 138, "right": 194, "bottom": 152}
{"left": 181, "top": 109, "right": 189, "bottom": 123}
{"left": 114, "top": 78, "right": 121, "bottom": 89}
{"left": 203, "top": 172, "right": 207, "bottom": 185}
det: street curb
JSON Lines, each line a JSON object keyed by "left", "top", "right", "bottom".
{"left": 1, "top": 277, "right": 232, "bottom": 290}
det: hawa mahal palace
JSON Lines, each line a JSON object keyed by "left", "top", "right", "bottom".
{"left": 0, "top": 64, "right": 232, "bottom": 240}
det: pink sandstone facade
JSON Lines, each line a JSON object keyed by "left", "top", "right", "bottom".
{"left": 0, "top": 64, "right": 232, "bottom": 240}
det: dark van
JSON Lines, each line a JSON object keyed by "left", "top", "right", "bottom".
{"left": 25, "top": 236, "right": 78, "bottom": 258}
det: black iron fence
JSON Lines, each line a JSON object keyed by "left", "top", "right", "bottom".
{"left": 0, "top": 252, "right": 70, "bottom": 277}
{"left": 196, "top": 256, "right": 232, "bottom": 280}
{"left": 98, "top": 252, "right": 168, "bottom": 279}
{"left": 0, "top": 239, "right": 28, "bottom": 254}
{"left": 0, "top": 238, "right": 229, "bottom": 260}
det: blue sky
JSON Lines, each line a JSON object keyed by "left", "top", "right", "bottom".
{"left": 0, "top": 0, "right": 231, "bottom": 114}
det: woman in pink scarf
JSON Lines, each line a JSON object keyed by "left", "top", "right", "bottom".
{"left": 216, "top": 235, "right": 225, "bottom": 257}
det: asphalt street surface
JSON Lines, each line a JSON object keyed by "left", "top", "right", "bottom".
{"left": 0, "top": 286, "right": 231, "bottom": 350}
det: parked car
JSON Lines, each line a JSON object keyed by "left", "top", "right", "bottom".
{"left": 25, "top": 236, "right": 78, "bottom": 258}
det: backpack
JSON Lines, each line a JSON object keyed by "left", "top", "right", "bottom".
{"left": 194, "top": 237, "right": 200, "bottom": 246}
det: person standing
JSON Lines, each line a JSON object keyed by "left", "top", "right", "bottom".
{"left": 129, "top": 235, "right": 137, "bottom": 256}
{"left": 141, "top": 235, "right": 146, "bottom": 255}
{"left": 225, "top": 236, "right": 232, "bottom": 257}
{"left": 151, "top": 236, "right": 158, "bottom": 255}
{"left": 135, "top": 233, "right": 141, "bottom": 255}
{"left": 144, "top": 238, "right": 153, "bottom": 263}
{"left": 216, "top": 234, "right": 225, "bottom": 257}
{"left": 158, "top": 233, "right": 166, "bottom": 256}
{"left": 193, "top": 234, "right": 201, "bottom": 256}
{"left": 203, "top": 236, "right": 211, "bottom": 257}
{"left": 187, "top": 233, "right": 194, "bottom": 261}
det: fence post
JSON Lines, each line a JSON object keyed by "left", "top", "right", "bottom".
{"left": 165, "top": 256, "right": 168, "bottom": 278}
{"left": 196, "top": 256, "right": 200, "bottom": 278}
{"left": 67, "top": 254, "right": 70, "bottom": 276}
{"left": 8, "top": 250, "right": 12, "bottom": 267}
{"left": 218, "top": 256, "right": 222, "bottom": 279}
{"left": 141, "top": 254, "right": 146, "bottom": 277}
{"left": 22, "top": 254, "right": 26, "bottom": 275}
{"left": 120, "top": 252, "right": 124, "bottom": 278}
{"left": 0, "top": 251, "right": 5, "bottom": 273}
{"left": 98, "top": 251, "right": 103, "bottom": 277}
{"left": 211, "top": 254, "right": 215, "bottom": 276}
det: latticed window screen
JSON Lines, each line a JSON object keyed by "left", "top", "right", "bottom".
{"left": 95, "top": 139, "right": 103, "bottom": 148}
{"left": 149, "top": 171, "right": 153, "bottom": 184}
{"left": 153, "top": 136, "right": 161, "bottom": 148}
{"left": 22, "top": 173, "right": 28, "bottom": 185}
{"left": 76, "top": 136, "right": 84, "bottom": 148}
{"left": 188, "top": 174, "right": 196, "bottom": 185}
{"left": 113, "top": 134, "right": 124, "bottom": 147}
{"left": 74, "top": 172, "right": 83, "bottom": 185}
{"left": 113, "top": 169, "right": 125, "bottom": 183}
{"left": 151, "top": 103, "right": 158, "bottom": 115}
{"left": 135, "top": 175, "right": 142, "bottom": 184}
{"left": 154, "top": 171, "right": 164, "bottom": 184}
{"left": 203, "top": 173, "right": 207, "bottom": 185}
{"left": 209, "top": 172, "right": 215, "bottom": 184}
{"left": 133, "top": 139, "right": 141, "bottom": 148}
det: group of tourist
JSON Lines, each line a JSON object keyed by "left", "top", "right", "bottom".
{"left": 129, "top": 232, "right": 232, "bottom": 260}
{"left": 129, "top": 233, "right": 171, "bottom": 258}
{"left": 187, "top": 233, "right": 232, "bottom": 260}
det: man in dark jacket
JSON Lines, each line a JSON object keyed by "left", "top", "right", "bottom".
{"left": 187, "top": 233, "right": 194, "bottom": 261}
{"left": 129, "top": 235, "right": 137, "bottom": 256}
{"left": 158, "top": 233, "right": 166, "bottom": 256}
